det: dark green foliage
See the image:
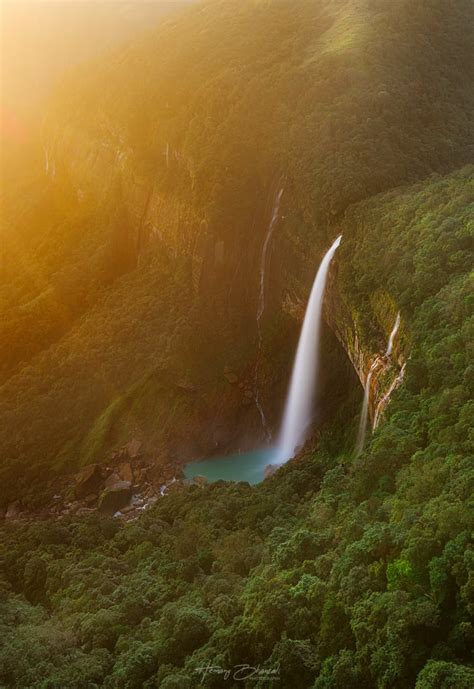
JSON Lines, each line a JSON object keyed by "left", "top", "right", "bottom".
{"left": 1, "top": 0, "right": 473, "bottom": 687}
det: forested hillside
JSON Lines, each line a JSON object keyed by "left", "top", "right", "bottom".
{"left": 0, "top": 1, "right": 473, "bottom": 687}
{"left": 1, "top": 0, "right": 472, "bottom": 503}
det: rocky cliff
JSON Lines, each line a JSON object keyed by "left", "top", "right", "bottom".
{"left": 41, "top": 109, "right": 409, "bottom": 442}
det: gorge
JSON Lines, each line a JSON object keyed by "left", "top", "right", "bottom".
{"left": 1, "top": 1, "right": 473, "bottom": 687}
{"left": 184, "top": 233, "right": 344, "bottom": 484}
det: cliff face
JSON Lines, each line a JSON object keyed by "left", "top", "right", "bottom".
{"left": 281, "top": 254, "right": 408, "bottom": 428}
{"left": 43, "top": 122, "right": 203, "bottom": 267}
{"left": 42, "top": 120, "right": 285, "bottom": 325}
{"left": 43, "top": 116, "right": 408, "bottom": 437}
{"left": 1, "top": 0, "right": 472, "bottom": 524}
{"left": 325, "top": 271, "right": 407, "bottom": 427}
{"left": 32, "top": 0, "right": 472, "bottom": 457}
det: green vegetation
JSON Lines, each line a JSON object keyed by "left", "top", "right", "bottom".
{"left": 1, "top": 0, "right": 473, "bottom": 499}
{"left": 0, "top": 0, "right": 473, "bottom": 686}
{"left": 1, "top": 167, "right": 472, "bottom": 687}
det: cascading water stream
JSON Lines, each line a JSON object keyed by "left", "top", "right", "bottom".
{"left": 354, "top": 358, "right": 380, "bottom": 456}
{"left": 373, "top": 362, "right": 406, "bottom": 428}
{"left": 254, "top": 187, "right": 284, "bottom": 439}
{"left": 257, "top": 188, "right": 284, "bottom": 323}
{"left": 385, "top": 311, "right": 400, "bottom": 357}
{"left": 354, "top": 311, "right": 402, "bottom": 454}
{"left": 274, "top": 235, "right": 342, "bottom": 464}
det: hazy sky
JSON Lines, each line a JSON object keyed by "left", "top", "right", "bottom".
{"left": 1, "top": 0, "right": 192, "bottom": 118}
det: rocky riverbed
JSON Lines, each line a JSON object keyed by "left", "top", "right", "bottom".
{"left": 1, "top": 439, "right": 196, "bottom": 523}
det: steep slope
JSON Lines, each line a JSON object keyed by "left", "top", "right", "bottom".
{"left": 1, "top": 167, "right": 472, "bottom": 688}
{"left": 1, "top": 0, "right": 472, "bottom": 507}
{"left": 0, "top": 0, "right": 473, "bottom": 687}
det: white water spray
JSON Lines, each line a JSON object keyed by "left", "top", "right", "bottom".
{"left": 385, "top": 311, "right": 400, "bottom": 357}
{"left": 254, "top": 188, "right": 284, "bottom": 438}
{"left": 275, "top": 235, "right": 342, "bottom": 464}
{"left": 354, "top": 311, "right": 402, "bottom": 454}
{"left": 373, "top": 362, "right": 406, "bottom": 428}
{"left": 354, "top": 357, "right": 381, "bottom": 456}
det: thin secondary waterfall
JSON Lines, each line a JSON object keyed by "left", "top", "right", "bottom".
{"left": 373, "top": 362, "right": 406, "bottom": 428}
{"left": 354, "top": 311, "right": 402, "bottom": 454}
{"left": 257, "top": 188, "right": 284, "bottom": 323}
{"left": 354, "top": 358, "right": 380, "bottom": 456}
{"left": 275, "top": 235, "right": 342, "bottom": 464}
{"left": 385, "top": 311, "right": 400, "bottom": 357}
{"left": 254, "top": 187, "right": 284, "bottom": 438}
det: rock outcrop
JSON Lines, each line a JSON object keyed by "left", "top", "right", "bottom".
{"left": 283, "top": 264, "right": 408, "bottom": 429}
{"left": 74, "top": 464, "right": 103, "bottom": 499}
{"left": 98, "top": 480, "right": 132, "bottom": 514}
{"left": 324, "top": 275, "right": 407, "bottom": 428}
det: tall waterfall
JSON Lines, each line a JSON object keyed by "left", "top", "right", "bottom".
{"left": 275, "top": 235, "right": 342, "bottom": 464}
{"left": 254, "top": 188, "right": 284, "bottom": 438}
{"left": 385, "top": 311, "right": 400, "bottom": 357}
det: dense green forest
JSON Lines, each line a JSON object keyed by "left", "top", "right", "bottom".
{"left": 0, "top": 0, "right": 473, "bottom": 687}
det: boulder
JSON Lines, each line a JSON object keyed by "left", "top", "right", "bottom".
{"left": 224, "top": 371, "right": 238, "bottom": 384}
{"left": 146, "top": 465, "right": 161, "bottom": 491}
{"left": 74, "top": 464, "right": 103, "bottom": 499}
{"left": 193, "top": 475, "right": 208, "bottom": 487}
{"left": 118, "top": 462, "right": 133, "bottom": 483}
{"left": 143, "top": 485, "right": 157, "bottom": 499}
{"left": 105, "top": 471, "right": 121, "bottom": 488}
{"left": 99, "top": 481, "right": 132, "bottom": 514}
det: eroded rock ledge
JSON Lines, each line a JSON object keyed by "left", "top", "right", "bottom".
{"left": 325, "top": 270, "right": 408, "bottom": 428}
{"left": 283, "top": 267, "right": 408, "bottom": 430}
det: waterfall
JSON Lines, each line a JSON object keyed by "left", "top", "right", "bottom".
{"left": 385, "top": 311, "right": 400, "bottom": 357}
{"left": 373, "top": 362, "right": 406, "bottom": 428}
{"left": 275, "top": 235, "right": 342, "bottom": 464}
{"left": 254, "top": 187, "right": 284, "bottom": 439}
{"left": 354, "top": 357, "right": 380, "bottom": 456}
{"left": 354, "top": 311, "right": 401, "bottom": 454}
{"left": 257, "top": 188, "right": 284, "bottom": 323}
